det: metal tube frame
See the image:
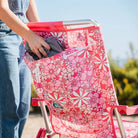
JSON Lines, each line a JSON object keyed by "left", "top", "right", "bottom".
{"left": 39, "top": 101, "right": 54, "bottom": 135}
{"left": 63, "top": 19, "right": 99, "bottom": 26}
{"left": 114, "top": 108, "right": 126, "bottom": 138}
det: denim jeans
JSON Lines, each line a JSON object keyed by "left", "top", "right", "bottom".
{"left": 0, "top": 31, "right": 31, "bottom": 138}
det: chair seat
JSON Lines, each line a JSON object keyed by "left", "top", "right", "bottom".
{"left": 114, "top": 119, "right": 138, "bottom": 138}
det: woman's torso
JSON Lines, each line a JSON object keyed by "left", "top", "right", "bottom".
{"left": 1, "top": 0, "right": 29, "bottom": 23}
{"left": 0, "top": 0, "right": 30, "bottom": 57}
{"left": 0, "top": 0, "right": 30, "bottom": 32}
{"left": 8, "top": 0, "right": 29, "bottom": 22}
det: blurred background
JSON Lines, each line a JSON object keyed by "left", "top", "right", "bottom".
{"left": 32, "top": 0, "right": 138, "bottom": 106}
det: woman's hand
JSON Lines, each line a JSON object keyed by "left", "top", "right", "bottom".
{"left": 26, "top": 30, "right": 50, "bottom": 59}
{"left": 0, "top": 0, "right": 49, "bottom": 59}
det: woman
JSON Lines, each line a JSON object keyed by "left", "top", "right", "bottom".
{"left": 0, "top": 0, "right": 50, "bottom": 137}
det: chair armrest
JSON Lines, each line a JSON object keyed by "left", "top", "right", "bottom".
{"left": 32, "top": 98, "right": 46, "bottom": 106}
{"left": 117, "top": 105, "right": 138, "bottom": 115}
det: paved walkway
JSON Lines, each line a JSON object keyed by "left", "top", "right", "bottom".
{"left": 22, "top": 112, "right": 60, "bottom": 138}
{"left": 22, "top": 113, "right": 138, "bottom": 138}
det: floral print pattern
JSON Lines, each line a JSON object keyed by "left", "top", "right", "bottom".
{"left": 24, "top": 26, "right": 138, "bottom": 138}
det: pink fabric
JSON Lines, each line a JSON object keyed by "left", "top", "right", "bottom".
{"left": 117, "top": 105, "right": 138, "bottom": 115}
{"left": 114, "top": 119, "right": 138, "bottom": 138}
{"left": 36, "top": 128, "right": 46, "bottom": 138}
{"left": 24, "top": 25, "right": 138, "bottom": 138}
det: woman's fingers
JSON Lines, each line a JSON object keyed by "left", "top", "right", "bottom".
{"left": 34, "top": 48, "right": 42, "bottom": 59}
{"left": 38, "top": 46, "right": 48, "bottom": 57}
{"left": 36, "top": 39, "right": 49, "bottom": 58}
{"left": 41, "top": 39, "right": 50, "bottom": 50}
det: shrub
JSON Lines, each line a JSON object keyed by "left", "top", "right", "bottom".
{"left": 108, "top": 44, "right": 138, "bottom": 106}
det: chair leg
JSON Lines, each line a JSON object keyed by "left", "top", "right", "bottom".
{"left": 114, "top": 108, "right": 126, "bottom": 138}
{"left": 39, "top": 101, "right": 58, "bottom": 137}
{"left": 39, "top": 101, "right": 53, "bottom": 134}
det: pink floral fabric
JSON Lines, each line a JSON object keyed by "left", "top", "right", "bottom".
{"left": 114, "top": 119, "right": 138, "bottom": 138}
{"left": 24, "top": 26, "right": 138, "bottom": 138}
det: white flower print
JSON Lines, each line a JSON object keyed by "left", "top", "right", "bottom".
{"left": 102, "top": 111, "right": 110, "bottom": 123}
{"left": 71, "top": 88, "right": 90, "bottom": 107}
{"left": 50, "top": 32, "right": 63, "bottom": 42}
{"left": 48, "top": 93, "right": 65, "bottom": 104}
{"left": 95, "top": 55, "right": 109, "bottom": 71}
{"left": 60, "top": 67, "right": 74, "bottom": 80}
{"left": 71, "top": 56, "right": 84, "bottom": 72}
{"left": 77, "top": 48, "right": 90, "bottom": 58}
{"left": 45, "top": 63, "right": 57, "bottom": 79}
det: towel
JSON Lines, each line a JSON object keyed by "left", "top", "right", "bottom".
{"left": 25, "top": 36, "right": 65, "bottom": 60}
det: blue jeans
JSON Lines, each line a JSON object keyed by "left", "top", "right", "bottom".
{"left": 0, "top": 32, "right": 31, "bottom": 138}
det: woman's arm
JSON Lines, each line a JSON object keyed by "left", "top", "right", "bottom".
{"left": 0, "top": 0, "right": 49, "bottom": 58}
{"left": 26, "top": 0, "right": 40, "bottom": 22}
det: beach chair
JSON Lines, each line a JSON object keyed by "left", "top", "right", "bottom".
{"left": 24, "top": 19, "right": 138, "bottom": 138}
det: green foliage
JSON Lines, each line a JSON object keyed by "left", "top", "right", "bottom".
{"left": 31, "top": 81, "right": 37, "bottom": 98}
{"left": 108, "top": 44, "right": 138, "bottom": 106}
{"left": 31, "top": 81, "right": 41, "bottom": 112}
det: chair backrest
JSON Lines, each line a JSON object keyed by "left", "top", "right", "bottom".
{"left": 24, "top": 22, "right": 119, "bottom": 137}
